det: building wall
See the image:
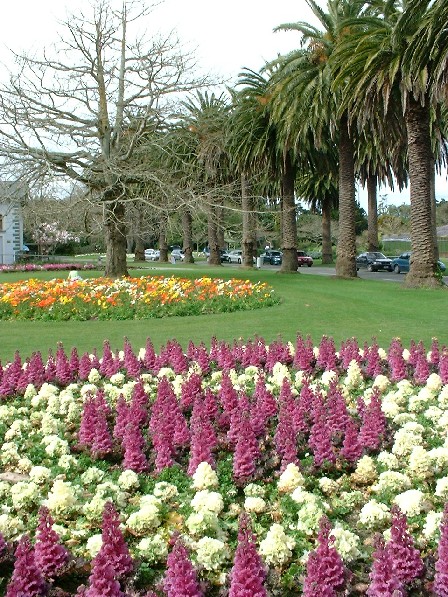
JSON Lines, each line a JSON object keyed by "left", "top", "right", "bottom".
{"left": 0, "top": 200, "right": 24, "bottom": 265}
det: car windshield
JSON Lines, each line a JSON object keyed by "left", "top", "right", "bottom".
{"left": 270, "top": 251, "right": 281, "bottom": 256}
{"left": 367, "top": 252, "right": 387, "bottom": 259}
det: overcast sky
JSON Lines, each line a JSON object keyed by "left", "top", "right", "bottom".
{"left": 0, "top": 0, "right": 446, "bottom": 208}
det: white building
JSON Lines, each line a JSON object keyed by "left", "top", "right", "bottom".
{"left": 0, "top": 181, "right": 27, "bottom": 265}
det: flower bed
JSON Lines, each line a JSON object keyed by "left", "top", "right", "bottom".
{"left": 0, "top": 263, "right": 96, "bottom": 273}
{"left": 0, "top": 335, "right": 447, "bottom": 595}
{"left": 0, "top": 276, "right": 279, "bottom": 320}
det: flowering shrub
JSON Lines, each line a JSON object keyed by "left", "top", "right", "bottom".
{"left": 0, "top": 275, "right": 279, "bottom": 320}
{"left": 0, "top": 263, "right": 96, "bottom": 273}
{"left": 0, "top": 334, "right": 447, "bottom": 595}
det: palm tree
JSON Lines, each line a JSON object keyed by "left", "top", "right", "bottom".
{"left": 227, "top": 68, "right": 299, "bottom": 272}
{"left": 332, "top": 0, "right": 445, "bottom": 287}
{"left": 270, "top": 0, "right": 369, "bottom": 278}
{"left": 178, "top": 91, "right": 232, "bottom": 266}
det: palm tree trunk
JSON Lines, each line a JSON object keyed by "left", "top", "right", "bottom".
{"left": 321, "top": 197, "right": 333, "bottom": 263}
{"left": 430, "top": 156, "right": 439, "bottom": 261}
{"left": 404, "top": 97, "right": 439, "bottom": 287}
{"left": 241, "top": 172, "right": 256, "bottom": 268}
{"left": 280, "top": 153, "right": 298, "bottom": 272}
{"left": 104, "top": 197, "right": 129, "bottom": 277}
{"left": 182, "top": 209, "right": 195, "bottom": 263}
{"left": 367, "top": 174, "right": 380, "bottom": 252}
{"left": 335, "top": 115, "right": 357, "bottom": 278}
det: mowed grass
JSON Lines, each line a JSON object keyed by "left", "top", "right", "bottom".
{"left": 1, "top": 263, "right": 447, "bottom": 362}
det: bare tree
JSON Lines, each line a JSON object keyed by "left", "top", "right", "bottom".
{"left": 0, "top": 0, "right": 209, "bottom": 276}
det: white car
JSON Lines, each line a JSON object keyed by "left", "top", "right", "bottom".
{"left": 145, "top": 249, "right": 160, "bottom": 261}
{"left": 228, "top": 250, "right": 243, "bottom": 264}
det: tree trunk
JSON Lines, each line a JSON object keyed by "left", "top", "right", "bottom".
{"left": 182, "top": 209, "right": 195, "bottom": 263}
{"left": 280, "top": 153, "right": 298, "bottom": 273}
{"left": 321, "top": 197, "right": 333, "bottom": 264}
{"left": 404, "top": 97, "right": 440, "bottom": 287}
{"left": 216, "top": 199, "right": 225, "bottom": 250}
{"left": 335, "top": 115, "right": 357, "bottom": 278}
{"left": 158, "top": 214, "right": 168, "bottom": 262}
{"left": 208, "top": 203, "right": 221, "bottom": 265}
{"left": 134, "top": 202, "right": 145, "bottom": 261}
{"left": 241, "top": 172, "right": 256, "bottom": 268}
{"left": 367, "top": 173, "right": 379, "bottom": 252}
{"left": 430, "top": 155, "right": 439, "bottom": 261}
{"left": 134, "top": 236, "right": 145, "bottom": 261}
{"left": 104, "top": 198, "right": 129, "bottom": 277}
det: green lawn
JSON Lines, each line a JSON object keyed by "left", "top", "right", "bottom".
{"left": 1, "top": 263, "right": 447, "bottom": 362}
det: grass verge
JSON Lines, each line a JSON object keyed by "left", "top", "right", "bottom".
{"left": 1, "top": 264, "right": 447, "bottom": 361}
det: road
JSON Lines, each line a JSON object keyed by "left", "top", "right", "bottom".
{"left": 253, "top": 264, "right": 448, "bottom": 284}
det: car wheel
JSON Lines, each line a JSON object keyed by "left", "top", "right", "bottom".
{"left": 237, "top": 258, "right": 241, "bottom": 264}
{"left": 394, "top": 264, "right": 400, "bottom": 274}
{"left": 307, "top": 263, "right": 312, "bottom": 267}
{"left": 367, "top": 264, "right": 374, "bottom": 272}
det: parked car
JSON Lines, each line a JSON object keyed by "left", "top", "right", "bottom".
{"left": 144, "top": 249, "right": 160, "bottom": 261}
{"left": 391, "top": 252, "right": 446, "bottom": 274}
{"left": 228, "top": 250, "right": 243, "bottom": 264}
{"left": 356, "top": 252, "right": 393, "bottom": 272}
{"left": 170, "top": 249, "right": 184, "bottom": 261}
{"left": 297, "top": 250, "right": 313, "bottom": 267}
{"left": 260, "top": 250, "right": 282, "bottom": 265}
{"left": 220, "top": 250, "right": 232, "bottom": 263}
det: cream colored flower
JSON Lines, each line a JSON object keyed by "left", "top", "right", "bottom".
{"left": 259, "top": 524, "right": 295, "bottom": 567}
{"left": 192, "top": 462, "right": 219, "bottom": 490}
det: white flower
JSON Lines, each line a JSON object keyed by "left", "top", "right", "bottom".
{"left": 191, "top": 490, "right": 224, "bottom": 514}
{"left": 85, "top": 534, "right": 102, "bottom": 557}
{"left": 127, "top": 496, "right": 161, "bottom": 532}
{"left": 87, "top": 369, "right": 101, "bottom": 383}
{"left": 377, "top": 451, "right": 400, "bottom": 470}
{"left": 372, "top": 375, "right": 390, "bottom": 392}
{"left": 192, "top": 462, "right": 219, "bottom": 490}
{"left": 429, "top": 447, "right": 448, "bottom": 472}
{"left": 344, "top": 360, "right": 363, "bottom": 389}
{"left": 352, "top": 456, "right": 377, "bottom": 484}
{"left": 83, "top": 495, "right": 109, "bottom": 521}
{"left": 394, "top": 489, "right": 425, "bottom": 517}
{"left": 422, "top": 511, "right": 444, "bottom": 540}
{"left": 45, "top": 480, "right": 78, "bottom": 514}
{"left": 0, "top": 514, "right": 24, "bottom": 539}
{"left": 153, "top": 482, "right": 178, "bottom": 501}
{"left": 81, "top": 467, "right": 105, "bottom": 485}
{"left": 426, "top": 373, "right": 442, "bottom": 392}
{"left": 110, "top": 372, "right": 125, "bottom": 386}
{"left": 186, "top": 511, "right": 220, "bottom": 536}
{"left": 330, "top": 526, "right": 361, "bottom": 562}
{"left": 408, "top": 387, "right": 433, "bottom": 413}
{"left": 10, "top": 481, "right": 40, "bottom": 510}
{"left": 408, "top": 446, "right": 433, "bottom": 480}
{"left": 194, "top": 537, "right": 228, "bottom": 571}
{"left": 117, "top": 470, "right": 140, "bottom": 491}
{"left": 244, "top": 497, "right": 266, "bottom": 513}
{"left": 296, "top": 501, "right": 325, "bottom": 535}
{"left": 41, "top": 435, "right": 70, "bottom": 458}
{"left": 358, "top": 500, "right": 390, "bottom": 529}
{"left": 243, "top": 483, "right": 265, "bottom": 498}
{"left": 136, "top": 534, "right": 168, "bottom": 562}
{"left": 435, "top": 477, "right": 448, "bottom": 499}
{"left": 259, "top": 524, "right": 295, "bottom": 567}
{"left": 321, "top": 370, "right": 337, "bottom": 386}
{"left": 57, "top": 454, "right": 79, "bottom": 471}
{"left": 278, "top": 463, "right": 305, "bottom": 494}
{"left": 318, "top": 477, "right": 339, "bottom": 495}
{"left": 29, "top": 466, "right": 52, "bottom": 484}
{"left": 372, "top": 471, "right": 411, "bottom": 494}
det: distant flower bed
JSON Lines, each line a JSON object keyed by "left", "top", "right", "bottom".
{"left": 0, "top": 263, "right": 96, "bottom": 273}
{"left": 0, "top": 335, "right": 447, "bottom": 595}
{"left": 0, "top": 276, "right": 279, "bottom": 320}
